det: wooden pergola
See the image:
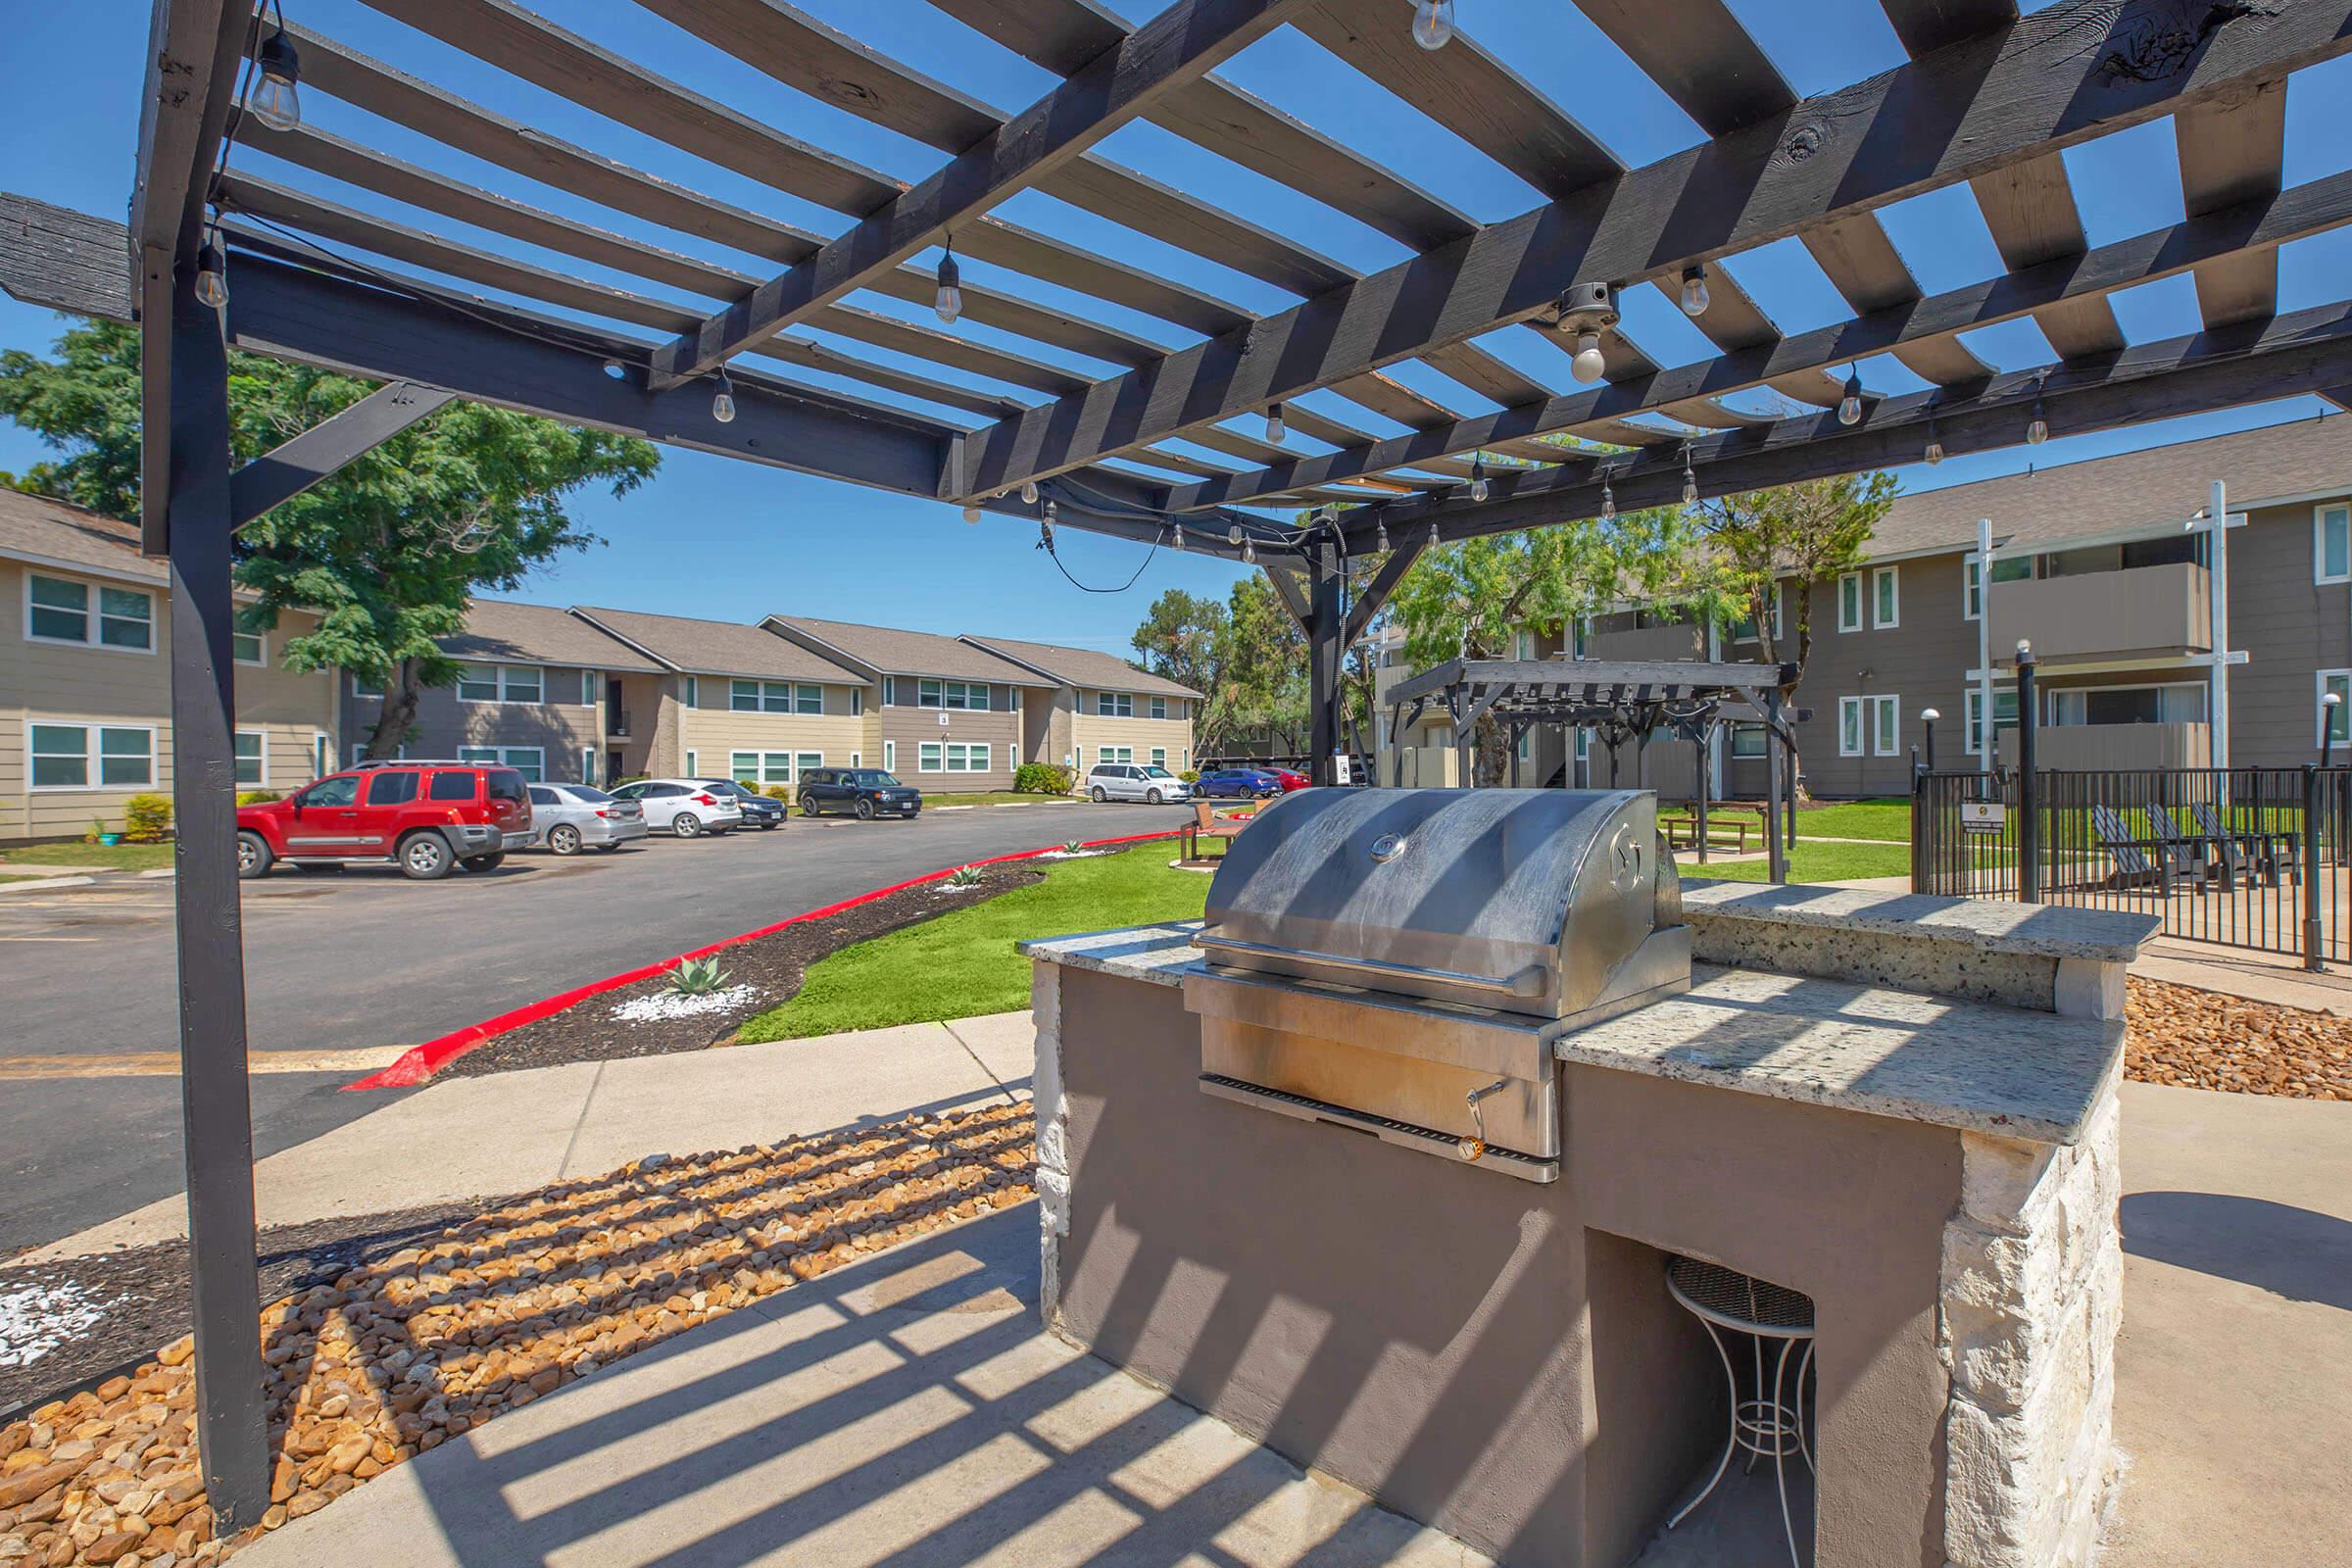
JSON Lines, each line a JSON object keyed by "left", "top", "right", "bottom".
{"left": 4, "top": 0, "right": 2349, "bottom": 1525}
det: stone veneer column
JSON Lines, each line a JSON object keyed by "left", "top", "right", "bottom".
{"left": 1938, "top": 1071, "right": 2124, "bottom": 1568}
{"left": 1031, "top": 961, "right": 1069, "bottom": 1322}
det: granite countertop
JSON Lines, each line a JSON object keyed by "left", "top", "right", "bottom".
{"left": 1020, "top": 922, "right": 1204, "bottom": 987}
{"left": 1678, "top": 880, "right": 2158, "bottom": 961}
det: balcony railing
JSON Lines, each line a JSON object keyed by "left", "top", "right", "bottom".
{"left": 606, "top": 710, "right": 633, "bottom": 739}
{"left": 1997, "top": 720, "right": 2211, "bottom": 770}
{"left": 1988, "top": 562, "right": 2210, "bottom": 664}
{"left": 1584, "top": 622, "right": 1704, "bottom": 662}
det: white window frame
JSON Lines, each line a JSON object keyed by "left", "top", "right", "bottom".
{"left": 1965, "top": 686, "right": 2019, "bottom": 756}
{"left": 27, "top": 720, "right": 158, "bottom": 792}
{"left": 1097, "top": 690, "right": 1135, "bottom": 717}
{"left": 2047, "top": 682, "right": 2209, "bottom": 729}
{"left": 457, "top": 663, "right": 544, "bottom": 705}
{"left": 1870, "top": 694, "right": 1900, "bottom": 757}
{"left": 24, "top": 572, "right": 156, "bottom": 655}
{"left": 581, "top": 747, "right": 597, "bottom": 784}
{"left": 883, "top": 740, "right": 896, "bottom": 772}
{"left": 1871, "top": 565, "right": 1900, "bottom": 630}
{"left": 1098, "top": 745, "right": 1134, "bottom": 766}
{"left": 1150, "top": 695, "right": 1168, "bottom": 720}
{"left": 233, "top": 627, "right": 266, "bottom": 666}
{"left": 1838, "top": 697, "right": 1865, "bottom": 757}
{"left": 683, "top": 675, "right": 700, "bottom": 709}
{"left": 459, "top": 745, "right": 544, "bottom": 781}
{"left": 683, "top": 749, "right": 698, "bottom": 776}
{"left": 2321, "top": 670, "right": 2352, "bottom": 747}
{"left": 1837, "top": 572, "right": 1863, "bottom": 633}
{"left": 234, "top": 729, "right": 267, "bottom": 788}
{"left": 2317, "top": 505, "right": 2352, "bottom": 586}
{"left": 796, "top": 751, "right": 824, "bottom": 780}
{"left": 1151, "top": 747, "right": 1167, "bottom": 770}
{"left": 581, "top": 669, "right": 601, "bottom": 707}
{"left": 918, "top": 741, "right": 944, "bottom": 773}
{"left": 942, "top": 742, "right": 990, "bottom": 774}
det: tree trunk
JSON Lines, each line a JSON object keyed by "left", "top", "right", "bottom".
{"left": 366, "top": 658, "right": 419, "bottom": 760}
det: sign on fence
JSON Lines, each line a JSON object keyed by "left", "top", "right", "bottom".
{"left": 1959, "top": 801, "right": 2006, "bottom": 834}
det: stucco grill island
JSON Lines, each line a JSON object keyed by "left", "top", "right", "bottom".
{"left": 1023, "top": 787, "right": 2162, "bottom": 1568}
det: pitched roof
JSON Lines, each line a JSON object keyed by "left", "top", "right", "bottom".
{"left": 959, "top": 633, "right": 1199, "bottom": 698}
{"left": 1868, "top": 415, "right": 2352, "bottom": 562}
{"left": 764, "top": 614, "right": 1043, "bottom": 683}
{"left": 0, "top": 488, "right": 163, "bottom": 582}
{"left": 442, "top": 600, "right": 660, "bottom": 671}
{"left": 572, "top": 606, "right": 866, "bottom": 683}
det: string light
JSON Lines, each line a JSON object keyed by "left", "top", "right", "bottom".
{"left": 1599, "top": 469, "right": 1615, "bottom": 520}
{"left": 2027, "top": 394, "right": 2050, "bottom": 446}
{"left": 1679, "top": 265, "right": 1709, "bottom": 318}
{"left": 933, "top": 240, "right": 961, "bottom": 325}
{"left": 1020, "top": 479, "right": 1039, "bottom": 504}
{"left": 252, "top": 24, "right": 304, "bottom": 132}
{"left": 1411, "top": 0, "right": 1455, "bottom": 50}
{"left": 1924, "top": 416, "right": 1945, "bottom": 466}
{"left": 1470, "top": 455, "right": 1490, "bottom": 503}
{"left": 1681, "top": 445, "right": 1698, "bottom": 507}
{"left": 1241, "top": 534, "right": 1256, "bottom": 564}
{"left": 193, "top": 235, "right": 229, "bottom": 310}
{"left": 1375, "top": 514, "right": 1390, "bottom": 551}
{"left": 1426, "top": 521, "right": 1440, "bottom": 550}
{"left": 1171, "top": 523, "right": 1186, "bottom": 552}
{"left": 1264, "top": 402, "right": 1285, "bottom": 443}
{"left": 1838, "top": 368, "right": 1864, "bottom": 426}
{"left": 710, "top": 368, "right": 736, "bottom": 424}
{"left": 1570, "top": 331, "right": 1605, "bottom": 384}
{"left": 961, "top": 502, "right": 981, "bottom": 523}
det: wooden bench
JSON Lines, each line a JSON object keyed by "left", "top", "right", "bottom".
{"left": 1180, "top": 801, "right": 1254, "bottom": 861}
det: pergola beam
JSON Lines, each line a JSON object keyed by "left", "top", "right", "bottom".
{"left": 1157, "top": 169, "right": 2352, "bottom": 509}
{"left": 645, "top": 0, "right": 1314, "bottom": 390}
{"left": 959, "top": 0, "right": 2352, "bottom": 498}
{"left": 229, "top": 382, "right": 456, "bottom": 529}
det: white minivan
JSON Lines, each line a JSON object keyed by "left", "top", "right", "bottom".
{"left": 1086, "top": 762, "right": 1191, "bottom": 805}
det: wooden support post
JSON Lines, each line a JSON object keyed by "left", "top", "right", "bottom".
{"left": 1307, "top": 545, "right": 1344, "bottom": 786}
{"left": 1694, "top": 726, "right": 1710, "bottom": 865}
{"left": 1765, "top": 689, "right": 1789, "bottom": 885}
{"left": 166, "top": 270, "right": 270, "bottom": 1528}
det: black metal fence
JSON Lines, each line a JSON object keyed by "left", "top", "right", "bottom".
{"left": 1914, "top": 764, "right": 2352, "bottom": 968}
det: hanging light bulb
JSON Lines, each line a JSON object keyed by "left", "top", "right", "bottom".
{"left": 1599, "top": 471, "right": 1615, "bottom": 521}
{"left": 1228, "top": 522, "right": 1245, "bottom": 546}
{"left": 1020, "top": 478, "right": 1039, "bottom": 505}
{"left": 252, "top": 25, "right": 304, "bottom": 132}
{"left": 1679, "top": 265, "right": 1710, "bottom": 318}
{"left": 1374, "top": 514, "right": 1390, "bottom": 552}
{"left": 193, "top": 237, "right": 229, "bottom": 310}
{"left": 961, "top": 502, "right": 982, "bottom": 523}
{"left": 1264, "top": 402, "right": 1285, "bottom": 444}
{"left": 1924, "top": 417, "right": 1945, "bottom": 466}
{"left": 933, "top": 240, "right": 961, "bottom": 325}
{"left": 1426, "top": 521, "right": 1440, "bottom": 550}
{"left": 1838, "top": 368, "right": 1864, "bottom": 426}
{"left": 710, "top": 369, "right": 737, "bottom": 423}
{"left": 1171, "top": 523, "right": 1186, "bottom": 552}
{"left": 1469, "top": 456, "right": 1490, "bottom": 503}
{"left": 1411, "top": 0, "right": 1455, "bottom": 50}
{"left": 2027, "top": 396, "right": 2049, "bottom": 446}
{"left": 1681, "top": 447, "right": 1698, "bottom": 507}
{"left": 1241, "top": 534, "right": 1256, "bottom": 564}
{"left": 1570, "top": 331, "right": 1606, "bottom": 384}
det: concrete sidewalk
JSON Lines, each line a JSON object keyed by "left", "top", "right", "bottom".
{"left": 27, "top": 1012, "right": 1036, "bottom": 1262}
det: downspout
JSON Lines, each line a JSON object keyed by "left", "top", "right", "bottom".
{"left": 1978, "top": 516, "right": 1994, "bottom": 775}
{"left": 2209, "top": 479, "right": 2230, "bottom": 770}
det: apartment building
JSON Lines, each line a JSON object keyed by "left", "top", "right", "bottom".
{"left": 957, "top": 634, "right": 1200, "bottom": 776}
{"left": 2, "top": 491, "right": 340, "bottom": 842}
{"left": 762, "top": 615, "right": 1047, "bottom": 792}
{"left": 1377, "top": 416, "right": 2352, "bottom": 799}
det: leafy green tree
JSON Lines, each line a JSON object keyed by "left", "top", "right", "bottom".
{"left": 0, "top": 320, "right": 659, "bottom": 756}
{"left": 1131, "top": 587, "right": 1232, "bottom": 748}
{"left": 1681, "top": 471, "right": 1894, "bottom": 708}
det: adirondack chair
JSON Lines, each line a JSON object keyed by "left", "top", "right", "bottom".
{"left": 2190, "top": 800, "right": 2298, "bottom": 888}
{"left": 2090, "top": 803, "right": 2176, "bottom": 896}
{"left": 2142, "top": 808, "right": 2219, "bottom": 889}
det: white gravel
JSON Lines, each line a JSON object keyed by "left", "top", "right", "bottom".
{"left": 0, "top": 1278, "right": 118, "bottom": 1371}
{"left": 610, "top": 984, "right": 761, "bottom": 1022}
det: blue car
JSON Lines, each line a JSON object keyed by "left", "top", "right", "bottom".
{"left": 1197, "top": 767, "right": 1280, "bottom": 799}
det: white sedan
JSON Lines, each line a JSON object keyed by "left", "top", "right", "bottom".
{"left": 607, "top": 778, "right": 744, "bottom": 838}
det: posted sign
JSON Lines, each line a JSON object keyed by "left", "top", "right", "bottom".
{"left": 1332, "top": 753, "right": 1352, "bottom": 786}
{"left": 1960, "top": 801, "right": 2006, "bottom": 834}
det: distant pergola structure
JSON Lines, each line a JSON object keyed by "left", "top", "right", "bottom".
{"left": 1382, "top": 657, "right": 1803, "bottom": 878}
{"left": 3, "top": 0, "right": 2350, "bottom": 1526}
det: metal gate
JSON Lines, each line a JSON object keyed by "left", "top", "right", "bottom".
{"left": 1914, "top": 766, "right": 2352, "bottom": 968}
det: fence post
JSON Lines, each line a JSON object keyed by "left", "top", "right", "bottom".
{"left": 2304, "top": 764, "right": 2325, "bottom": 971}
{"left": 1911, "top": 766, "right": 1926, "bottom": 892}
{"left": 2017, "top": 641, "right": 2040, "bottom": 904}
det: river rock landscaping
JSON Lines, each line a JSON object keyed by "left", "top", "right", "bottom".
{"left": 2125, "top": 977, "right": 2352, "bottom": 1100}
{"left": 0, "top": 1101, "right": 1035, "bottom": 1567}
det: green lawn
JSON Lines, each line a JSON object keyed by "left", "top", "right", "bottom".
{"left": 1680, "top": 838, "right": 1911, "bottom": 884}
{"left": 912, "top": 791, "right": 1069, "bottom": 808}
{"left": 738, "top": 844, "right": 1205, "bottom": 1041}
{"left": 1792, "top": 798, "right": 1912, "bottom": 841}
{"left": 0, "top": 841, "right": 176, "bottom": 871}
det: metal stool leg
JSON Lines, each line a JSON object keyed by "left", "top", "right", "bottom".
{"left": 1771, "top": 1336, "right": 1802, "bottom": 1568}
{"left": 1668, "top": 1318, "right": 1740, "bottom": 1529}
{"left": 1795, "top": 1339, "right": 1816, "bottom": 1475}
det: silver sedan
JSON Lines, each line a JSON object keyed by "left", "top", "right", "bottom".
{"left": 525, "top": 783, "right": 648, "bottom": 855}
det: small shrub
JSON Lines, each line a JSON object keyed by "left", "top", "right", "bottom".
{"left": 945, "top": 864, "right": 985, "bottom": 888}
{"left": 83, "top": 818, "right": 109, "bottom": 845}
{"left": 1014, "top": 762, "right": 1074, "bottom": 795}
{"left": 236, "top": 789, "right": 282, "bottom": 806}
{"left": 666, "top": 956, "right": 731, "bottom": 996}
{"left": 764, "top": 784, "right": 793, "bottom": 801}
{"left": 122, "top": 796, "right": 172, "bottom": 842}
{"left": 1060, "top": 840, "right": 1086, "bottom": 854}
{"left": 1178, "top": 769, "right": 1200, "bottom": 783}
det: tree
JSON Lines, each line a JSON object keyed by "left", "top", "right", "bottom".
{"left": 1681, "top": 471, "right": 1894, "bottom": 707}
{"left": 1131, "top": 587, "right": 1231, "bottom": 748}
{"left": 1217, "top": 573, "right": 1310, "bottom": 755}
{"left": 0, "top": 320, "right": 660, "bottom": 756}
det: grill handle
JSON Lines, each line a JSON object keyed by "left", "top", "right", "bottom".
{"left": 1194, "top": 930, "right": 1547, "bottom": 999}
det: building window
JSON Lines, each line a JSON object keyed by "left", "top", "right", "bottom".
{"left": 1150, "top": 696, "right": 1168, "bottom": 720}
{"left": 1096, "top": 691, "right": 1134, "bottom": 717}
{"left": 233, "top": 629, "right": 265, "bottom": 665}
{"left": 797, "top": 752, "right": 823, "bottom": 780}
{"left": 2046, "top": 684, "right": 2206, "bottom": 727}
{"left": 731, "top": 751, "right": 790, "bottom": 786}
{"left": 683, "top": 750, "right": 698, "bottom": 776}
{"left": 1837, "top": 572, "right": 1862, "bottom": 633}
{"left": 1962, "top": 553, "right": 2034, "bottom": 620}
{"left": 581, "top": 669, "right": 600, "bottom": 706}
{"left": 917, "top": 678, "right": 989, "bottom": 710}
{"left": 1965, "top": 687, "right": 2020, "bottom": 755}
{"left": 29, "top": 722, "right": 155, "bottom": 790}
{"left": 919, "top": 742, "right": 942, "bottom": 772}
{"left": 1872, "top": 565, "right": 1899, "bottom": 629}
{"left": 1151, "top": 747, "right": 1167, "bottom": 770}
{"left": 2322, "top": 671, "right": 2352, "bottom": 746}
{"left": 352, "top": 743, "right": 408, "bottom": 766}
{"left": 942, "top": 743, "right": 989, "bottom": 773}
{"left": 458, "top": 664, "right": 542, "bottom": 704}
{"left": 27, "top": 574, "right": 154, "bottom": 651}
{"left": 1098, "top": 746, "right": 1134, "bottom": 765}
{"left": 1871, "top": 695, "right": 1899, "bottom": 756}
{"left": 581, "top": 748, "right": 597, "bottom": 784}
{"left": 352, "top": 670, "right": 384, "bottom": 700}
{"left": 2318, "top": 506, "right": 2352, "bottom": 585}
{"left": 234, "top": 731, "right": 265, "bottom": 787}
{"left": 728, "top": 679, "right": 826, "bottom": 713}
{"left": 460, "top": 746, "right": 543, "bottom": 781}
{"left": 883, "top": 740, "right": 896, "bottom": 772}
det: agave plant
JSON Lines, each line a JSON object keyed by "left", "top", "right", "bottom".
{"left": 1059, "top": 840, "right": 1086, "bottom": 854}
{"left": 666, "top": 956, "right": 732, "bottom": 996}
{"left": 945, "top": 864, "right": 985, "bottom": 888}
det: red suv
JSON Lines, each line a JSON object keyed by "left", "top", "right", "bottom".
{"left": 237, "top": 761, "right": 535, "bottom": 881}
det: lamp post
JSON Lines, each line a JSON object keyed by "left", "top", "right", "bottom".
{"left": 1920, "top": 708, "right": 1940, "bottom": 774}
{"left": 2325, "top": 691, "right": 2341, "bottom": 769}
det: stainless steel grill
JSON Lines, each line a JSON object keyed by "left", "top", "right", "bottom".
{"left": 1184, "top": 787, "right": 1689, "bottom": 1182}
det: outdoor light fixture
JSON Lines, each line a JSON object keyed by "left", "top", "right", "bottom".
{"left": 710, "top": 369, "right": 737, "bottom": 423}
{"left": 1470, "top": 455, "right": 1490, "bottom": 503}
{"left": 1411, "top": 0, "right": 1455, "bottom": 50}
{"left": 2027, "top": 396, "right": 2050, "bottom": 445}
{"left": 1599, "top": 470, "right": 1615, "bottom": 520}
{"left": 1021, "top": 478, "right": 1039, "bottom": 504}
{"left": 961, "top": 501, "right": 981, "bottom": 523}
{"left": 193, "top": 237, "right": 229, "bottom": 310}
{"left": 1264, "top": 402, "right": 1285, "bottom": 443}
{"left": 933, "top": 241, "right": 961, "bottom": 325}
{"left": 1925, "top": 416, "right": 1945, "bottom": 466}
{"left": 1170, "top": 522, "right": 1186, "bottom": 552}
{"left": 252, "top": 24, "right": 304, "bottom": 132}
{"left": 1681, "top": 445, "right": 1698, "bottom": 506}
{"left": 1553, "top": 282, "right": 1618, "bottom": 385}
{"left": 1228, "top": 522, "right": 1244, "bottom": 545}
{"left": 1374, "top": 514, "right": 1390, "bottom": 551}
{"left": 1679, "top": 265, "right": 1710, "bottom": 318}
{"left": 1571, "top": 333, "right": 1606, "bottom": 384}
{"left": 1426, "top": 521, "right": 1440, "bottom": 549}
{"left": 1242, "top": 533, "right": 1257, "bottom": 564}
{"left": 1838, "top": 368, "right": 1864, "bottom": 426}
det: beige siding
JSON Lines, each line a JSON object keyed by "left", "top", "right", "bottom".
{"left": 1, "top": 560, "right": 338, "bottom": 843}
{"left": 877, "top": 681, "right": 1027, "bottom": 789}
{"left": 1071, "top": 692, "right": 1197, "bottom": 777}
{"left": 680, "top": 680, "right": 871, "bottom": 786}
{"left": 344, "top": 663, "right": 607, "bottom": 781}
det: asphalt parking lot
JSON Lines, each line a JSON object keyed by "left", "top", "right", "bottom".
{"left": 0, "top": 799, "right": 1190, "bottom": 1256}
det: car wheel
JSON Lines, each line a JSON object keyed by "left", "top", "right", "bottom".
{"left": 399, "top": 832, "right": 454, "bottom": 881}
{"left": 672, "top": 811, "right": 704, "bottom": 839}
{"left": 800, "top": 797, "right": 821, "bottom": 816}
{"left": 237, "top": 831, "right": 273, "bottom": 880}
{"left": 1091, "top": 785, "right": 1107, "bottom": 803}
{"left": 548, "top": 824, "right": 583, "bottom": 856}
{"left": 855, "top": 797, "right": 875, "bottom": 820}
{"left": 463, "top": 852, "right": 505, "bottom": 872}
{"left": 1146, "top": 788, "right": 1163, "bottom": 806}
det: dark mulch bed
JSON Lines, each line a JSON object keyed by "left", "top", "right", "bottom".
{"left": 437, "top": 859, "right": 1046, "bottom": 1080}
{"left": 0, "top": 1195, "right": 516, "bottom": 1419}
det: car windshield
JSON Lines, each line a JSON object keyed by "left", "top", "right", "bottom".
{"left": 848, "top": 771, "right": 900, "bottom": 786}
{"left": 1144, "top": 767, "right": 1175, "bottom": 779}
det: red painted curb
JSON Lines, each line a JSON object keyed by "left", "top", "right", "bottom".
{"left": 343, "top": 826, "right": 1185, "bottom": 1092}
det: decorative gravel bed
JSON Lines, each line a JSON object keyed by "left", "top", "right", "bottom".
{"left": 437, "top": 860, "right": 1042, "bottom": 1079}
{"left": 0, "top": 1101, "right": 1035, "bottom": 1566}
{"left": 2126, "top": 977, "right": 2352, "bottom": 1100}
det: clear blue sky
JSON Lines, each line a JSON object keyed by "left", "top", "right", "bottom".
{"left": 4, "top": 1, "right": 2348, "bottom": 658}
